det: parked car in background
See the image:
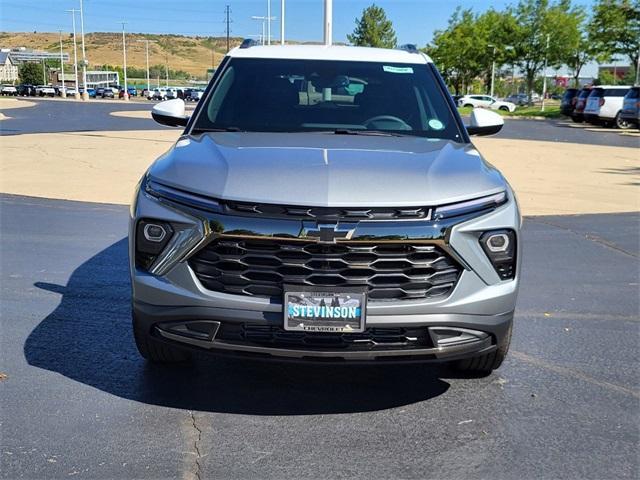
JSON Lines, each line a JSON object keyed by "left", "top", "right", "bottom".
{"left": 36, "top": 85, "right": 56, "bottom": 97}
{"left": 570, "top": 87, "right": 592, "bottom": 123}
{"left": 78, "top": 87, "right": 96, "bottom": 98}
{"left": 560, "top": 88, "right": 579, "bottom": 116}
{"left": 458, "top": 94, "right": 516, "bottom": 112}
{"left": 141, "top": 88, "right": 154, "bottom": 99}
{"left": 620, "top": 86, "right": 639, "bottom": 129}
{"left": 189, "top": 88, "right": 204, "bottom": 101}
{"left": 95, "top": 87, "right": 105, "bottom": 97}
{"left": 505, "top": 93, "right": 528, "bottom": 106}
{"left": 583, "top": 85, "right": 631, "bottom": 128}
{"left": 102, "top": 88, "right": 115, "bottom": 99}
{"left": 165, "top": 87, "right": 179, "bottom": 100}
{"left": 118, "top": 86, "right": 138, "bottom": 98}
{"left": 1, "top": 85, "right": 18, "bottom": 96}
{"left": 17, "top": 84, "right": 37, "bottom": 96}
{"left": 152, "top": 88, "right": 167, "bottom": 100}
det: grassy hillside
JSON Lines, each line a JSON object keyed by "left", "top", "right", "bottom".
{"left": 0, "top": 32, "right": 245, "bottom": 78}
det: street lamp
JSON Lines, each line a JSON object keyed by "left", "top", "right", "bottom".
{"left": 120, "top": 21, "right": 128, "bottom": 101}
{"left": 137, "top": 39, "right": 156, "bottom": 94}
{"left": 66, "top": 9, "right": 80, "bottom": 100}
{"left": 59, "top": 30, "right": 66, "bottom": 98}
{"left": 280, "top": 0, "right": 285, "bottom": 45}
{"left": 541, "top": 34, "right": 550, "bottom": 112}
{"left": 79, "top": 0, "right": 89, "bottom": 100}
{"left": 488, "top": 44, "right": 496, "bottom": 98}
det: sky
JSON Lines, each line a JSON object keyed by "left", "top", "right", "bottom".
{"left": 0, "top": 0, "right": 607, "bottom": 76}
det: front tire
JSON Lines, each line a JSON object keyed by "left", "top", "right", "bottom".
{"left": 499, "top": 106, "right": 509, "bottom": 112}
{"left": 615, "top": 112, "right": 630, "bottom": 130}
{"left": 463, "top": 103, "right": 473, "bottom": 108}
{"left": 454, "top": 325, "right": 512, "bottom": 375}
{"left": 132, "top": 312, "right": 191, "bottom": 364}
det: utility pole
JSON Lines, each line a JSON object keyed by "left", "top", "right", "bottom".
{"left": 79, "top": 0, "right": 89, "bottom": 100}
{"left": 636, "top": 45, "right": 640, "bottom": 85}
{"left": 541, "top": 34, "right": 550, "bottom": 112}
{"left": 66, "top": 9, "right": 80, "bottom": 99}
{"left": 267, "top": 0, "right": 271, "bottom": 45}
{"left": 120, "top": 21, "right": 128, "bottom": 100}
{"left": 165, "top": 54, "right": 169, "bottom": 88}
{"left": 137, "top": 39, "right": 155, "bottom": 94}
{"left": 59, "top": 30, "right": 66, "bottom": 98}
{"left": 280, "top": 0, "right": 285, "bottom": 45}
{"left": 41, "top": 58, "right": 46, "bottom": 85}
{"left": 323, "top": 0, "right": 332, "bottom": 46}
{"left": 225, "top": 5, "right": 231, "bottom": 52}
{"left": 488, "top": 44, "right": 496, "bottom": 97}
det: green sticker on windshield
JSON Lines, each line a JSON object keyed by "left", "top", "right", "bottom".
{"left": 383, "top": 66, "right": 414, "bottom": 74}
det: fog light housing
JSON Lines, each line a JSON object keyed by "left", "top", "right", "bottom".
{"left": 136, "top": 219, "right": 174, "bottom": 270}
{"left": 480, "top": 229, "right": 516, "bottom": 280}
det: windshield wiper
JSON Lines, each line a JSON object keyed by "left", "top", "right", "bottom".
{"left": 333, "top": 128, "right": 408, "bottom": 137}
{"left": 191, "top": 126, "right": 242, "bottom": 133}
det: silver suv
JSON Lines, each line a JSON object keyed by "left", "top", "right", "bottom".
{"left": 130, "top": 43, "right": 521, "bottom": 374}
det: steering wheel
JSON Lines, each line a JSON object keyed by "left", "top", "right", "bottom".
{"left": 363, "top": 115, "right": 412, "bottom": 130}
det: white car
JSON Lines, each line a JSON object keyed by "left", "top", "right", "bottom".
{"left": 36, "top": 85, "right": 56, "bottom": 97}
{"left": 1, "top": 85, "right": 18, "bottom": 96}
{"left": 583, "top": 85, "right": 631, "bottom": 128}
{"left": 458, "top": 94, "right": 516, "bottom": 113}
{"left": 152, "top": 88, "right": 168, "bottom": 100}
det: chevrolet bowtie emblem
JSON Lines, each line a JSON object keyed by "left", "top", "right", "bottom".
{"left": 302, "top": 223, "right": 356, "bottom": 243}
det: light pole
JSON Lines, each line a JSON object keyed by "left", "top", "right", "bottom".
{"left": 120, "top": 21, "right": 128, "bottom": 100}
{"left": 79, "top": 0, "right": 89, "bottom": 100}
{"left": 504, "top": 45, "right": 515, "bottom": 95}
{"left": 252, "top": 16, "right": 273, "bottom": 45}
{"left": 280, "top": 0, "right": 285, "bottom": 45}
{"left": 165, "top": 54, "right": 169, "bottom": 88}
{"left": 267, "top": 0, "right": 271, "bottom": 45}
{"left": 41, "top": 58, "right": 46, "bottom": 85}
{"left": 59, "top": 30, "right": 66, "bottom": 98}
{"left": 488, "top": 44, "right": 496, "bottom": 98}
{"left": 66, "top": 9, "right": 80, "bottom": 99}
{"left": 137, "top": 39, "right": 155, "bottom": 94}
{"left": 541, "top": 34, "right": 550, "bottom": 112}
{"left": 323, "top": 0, "right": 332, "bottom": 46}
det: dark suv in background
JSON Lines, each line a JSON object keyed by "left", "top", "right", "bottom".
{"left": 560, "top": 87, "right": 578, "bottom": 116}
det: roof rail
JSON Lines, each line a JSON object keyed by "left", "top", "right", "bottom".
{"left": 239, "top": 38, "right": 259, "bottom": 49}
{"left": 398, "top": 44, "right": 419, "bottom": 53}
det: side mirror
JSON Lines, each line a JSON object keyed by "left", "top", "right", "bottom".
{"left": 466, "top": 108, "right": 504, "bottom": 136}
{"left": 152, "top": 99, "right": 189, "bottom": 127}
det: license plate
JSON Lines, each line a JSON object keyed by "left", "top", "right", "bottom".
{"left": 284, "top": 289, "right": 366, "bottom": 333}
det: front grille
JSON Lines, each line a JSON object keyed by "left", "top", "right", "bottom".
{"left": 189, "top": 239, "right": 461, "bottom": 301}
{"left": 223, "top": 201, "right": 431, "bottom": 220}
{"left": 216, "top": 324, "right": 434, "bottom": 351}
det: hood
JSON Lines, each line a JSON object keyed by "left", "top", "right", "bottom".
{"left": 148, "top": 132, "right": 506, "bottom": 207}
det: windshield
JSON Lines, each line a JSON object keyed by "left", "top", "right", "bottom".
{"left": 192, "top": 58, "right": 462, "bottom": 141}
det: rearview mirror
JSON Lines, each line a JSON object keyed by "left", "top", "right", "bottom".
{"left": 466, "top": 108, "right": 504, "bottom": 136}
{"left": 152, "top": 99, "right": 189, "bottom": 127}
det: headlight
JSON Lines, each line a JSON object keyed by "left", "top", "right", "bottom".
{"left": 135, "top": 219, "right": 174, "bottom": 270}
{"left": 433, "top": 191, "right": 507, "bottom": 220}
{"left": 479, "top": 229, "right": 517, "bottom": 280}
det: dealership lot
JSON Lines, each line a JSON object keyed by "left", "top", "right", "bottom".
{"left": 0, "top": 97, "right": 639, "bottom": 479}
{"left": 0, "top": 195, "right": 638, "bottom": 479}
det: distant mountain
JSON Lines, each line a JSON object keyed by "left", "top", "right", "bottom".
{"left": 0, "top": 31, "right": 245, "bottom": 78}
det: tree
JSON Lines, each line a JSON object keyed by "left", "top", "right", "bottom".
{"left": 19, "top": 62, "right": 45, "bottom": 85}
{"left": 588, "top": 0, "right": 640, "bottom": 80}
{"left": 426, "top": 8, "right": 485, "bottom": 95}
{"left": 508, "top": 0, "right": 580, "bottom": 104}
{"left": 347, "top": 4, "right": 397, "bottom": 48}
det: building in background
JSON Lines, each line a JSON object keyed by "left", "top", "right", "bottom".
{"left": 48, "top": 69, "right": 120, "bottom": 88}
{"left": 5, "top": 47, "right": 69, "bottom": 63}
{"left": 598, "top": 65, "right": 631, "bottom": 82}
{"left": 0, "top": 51, "right": 19, "bottom": 83}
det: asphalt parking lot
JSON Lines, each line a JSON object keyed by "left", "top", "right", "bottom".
{"left": 0, "top": 194, "right": 638, "bottom": 479}
{"left": 0, "top": 96, "right": 638, "bottom": 479}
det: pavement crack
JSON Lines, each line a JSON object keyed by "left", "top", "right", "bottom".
{"left": 189, "top": 411, "right": 203, "bottom": 480}
{"left": 529, "top": 217, "right": 638, "bottom": 258}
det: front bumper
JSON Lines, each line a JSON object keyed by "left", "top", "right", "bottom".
{"left": 129, "top": 183, "right": 521, "bottom": 362}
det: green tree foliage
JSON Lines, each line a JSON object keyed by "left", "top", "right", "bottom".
{"left": 588, "top": 0, "right": 640, "bottom": 74}
{"left": 19, "top": 62, "right": 45, "bottom": 85}
{"left": 507, "top": 0, "right": 580, "bottom": 103}
{"left": 347, "top": 4, "right": 397, "bottom": 48}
